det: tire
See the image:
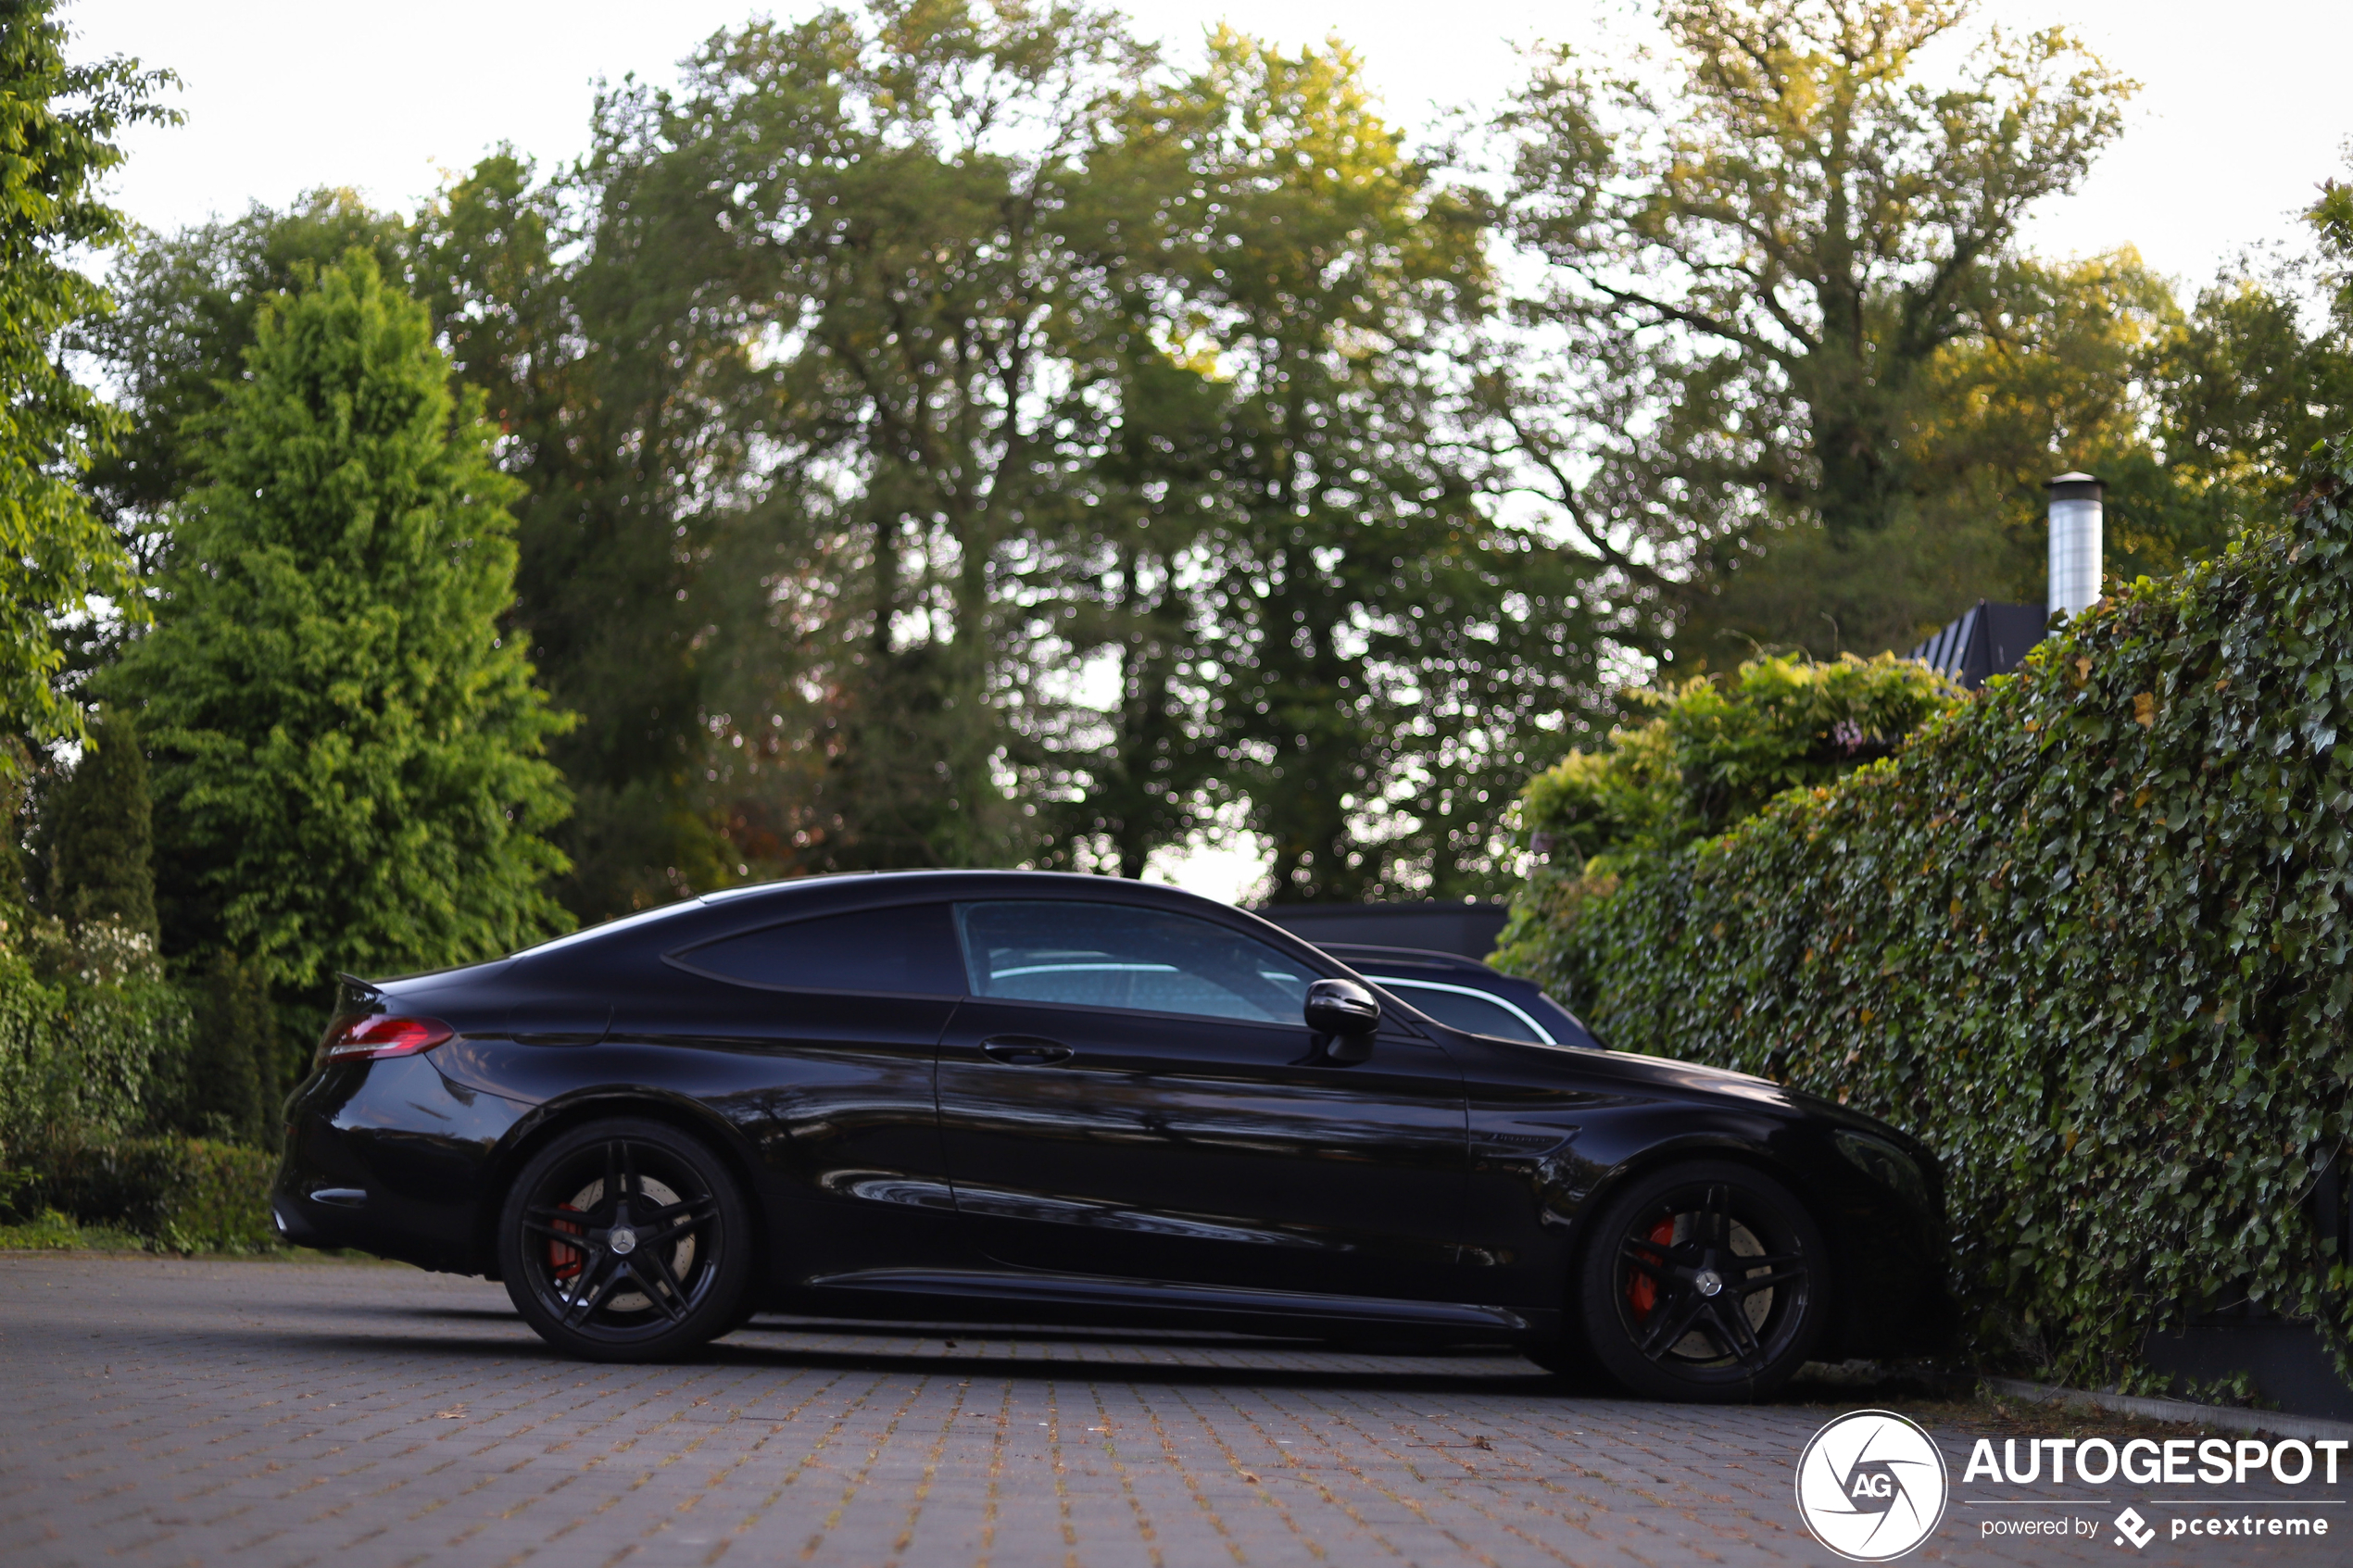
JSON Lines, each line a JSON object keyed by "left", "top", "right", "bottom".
{"left": 1577, "top": 1160, "right": 1827, "bottom": 1402}
{"left": 497, "top": 1117, "right": 753, "bottom": 1362}
{"left": 721, "top": 1290, "right": 765, "bottom": 1336}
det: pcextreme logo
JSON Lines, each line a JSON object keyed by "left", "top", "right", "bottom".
{"left": 1794, "top": 1410, "right": 1952, "bottom": 1562}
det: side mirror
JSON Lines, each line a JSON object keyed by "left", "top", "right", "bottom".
{"left": 1304, "top": 977, "right": 1381, "bottom": 1037}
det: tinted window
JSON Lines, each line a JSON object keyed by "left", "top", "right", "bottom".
{"left": 1372, "top": 979, "right": 1549, "bottom": 1043}
{"left": 957, "top": 901, "right": 1311, "bottom": 1024}
{"left": 678, "top": 904, "right": 964, "bottom": 995}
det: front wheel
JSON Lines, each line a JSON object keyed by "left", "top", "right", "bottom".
{"left": 1578, "top": 1160, "right": 1827, "bottom": 1402}
{"left": 497, "top": 1118, "right": 753, "bottom": 1361}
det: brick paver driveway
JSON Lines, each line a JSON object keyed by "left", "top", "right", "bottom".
{"left": 2, "top": 1255, "right": 2335, "bottom": 1566}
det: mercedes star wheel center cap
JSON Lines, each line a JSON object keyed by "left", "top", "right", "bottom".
{"left": 609, "top": 1227, "right": 637, "bottom": 1255}
{"left": 1693, "top": 1268, "right": 1723, "bottom": 1297}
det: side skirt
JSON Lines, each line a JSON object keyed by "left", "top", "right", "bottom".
{"left": 796, "top": 1266, "right": 1537, "bottom": 1339}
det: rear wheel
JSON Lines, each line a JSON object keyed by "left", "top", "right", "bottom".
{"left": 497, "top": 1118, "right": 752, "bottom": 1361}
{"left": 1578, "top": 1160, "right": 1825, "bottom": 1401}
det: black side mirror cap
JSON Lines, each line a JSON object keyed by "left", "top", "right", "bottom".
{"left": 1303, "top": 977, "right": 1381, "bottom": 1037}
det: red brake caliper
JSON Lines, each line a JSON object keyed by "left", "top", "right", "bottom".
{"left": 1627, "top": 1217, "right": 1676, "bottom": 1318}
{"left": 548, "top": 1202, "right": 585, "bottom": 1282}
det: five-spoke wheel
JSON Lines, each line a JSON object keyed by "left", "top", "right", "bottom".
{"left": 1578, "top": 1160, "right": 1825, "bottom": 1401}
{"left": 497, "top": 1118, "right": 752, "bottom": 1361}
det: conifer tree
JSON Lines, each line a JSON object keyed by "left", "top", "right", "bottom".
{"left": 45, "top": 706, "right": 157, "bottom": 935}
{"left": 183, "top": 949, "right": 271, "bottom": 1146}
{"left": 115, "top": 251, "right": 573, "bottom": 988}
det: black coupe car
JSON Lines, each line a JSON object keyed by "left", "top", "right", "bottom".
{"left": 272, "top": 871, "right": 1949, "bottom": 1400}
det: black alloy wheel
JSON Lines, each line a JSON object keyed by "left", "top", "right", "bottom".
{"left": 497, "top": 1118, "right": 753, "bottom": 1361}
{"left": 1578, "top": 1160, "right": 1826, "bottom": 1401}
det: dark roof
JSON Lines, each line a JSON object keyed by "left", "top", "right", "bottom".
{"left": 1250, "top": 902, "right": 1509, "bottom": 960}
{"left": 1908, "top": 600, "right": 2048, "bottom": 689}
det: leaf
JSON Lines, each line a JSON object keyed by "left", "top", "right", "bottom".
{"left": 1495, "top": 446, "right": 2353, "bottom": 1393}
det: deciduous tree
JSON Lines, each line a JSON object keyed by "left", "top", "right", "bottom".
{"left": 1134, "top": 32, "right": 1604, "bottom": 898}
{"left": 1498, "top": 0, "right": 2133, "bottom": 663}
{"left": 0, "top": 0, "right": 172, "bottom": 760}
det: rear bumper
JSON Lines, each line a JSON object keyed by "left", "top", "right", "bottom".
{"left": 272, "top": 1054, "right": 532, "bottom": 1273}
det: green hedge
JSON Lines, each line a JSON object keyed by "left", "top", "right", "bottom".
{"left": 16, "top": 1135, "right": 278, "bottom": 1252}
{"left": 1, "top": 925, "right": 277, "bottom": 1252}
{"left": 1495, "top": 442, "right": 2353, "bottom": 1387}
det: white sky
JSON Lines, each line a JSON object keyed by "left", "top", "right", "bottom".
{"left": 62, "top": 0, "right": 2353, "bottom": 903}
{"left": 71, "top": 0, "right": 2353, "bottom": 292}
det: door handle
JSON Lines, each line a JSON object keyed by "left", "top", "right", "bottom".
{"left": 980, "top": 1035, "right": 1074, "bottom": 1066}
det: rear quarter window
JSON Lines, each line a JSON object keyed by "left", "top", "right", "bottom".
{"left": 673, "top": 903, "right": 965, "bottom": 996}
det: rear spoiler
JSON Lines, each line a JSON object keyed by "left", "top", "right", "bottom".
{"left": 333, "top": 971, "right": 387, "bottom": 1015}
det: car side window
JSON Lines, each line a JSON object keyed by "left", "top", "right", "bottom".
{"left": 956, "top": 901, "right": 1312, "bottom": 1024}
{"left": 674, "top": 903, "right": 965, "bottom": 996}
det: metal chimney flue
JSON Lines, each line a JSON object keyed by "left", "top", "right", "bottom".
{"left": 2046, "top": 470, "right": 2104, "bottom": 620}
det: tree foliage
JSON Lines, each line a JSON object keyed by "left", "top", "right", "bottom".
{"left": 1494, "top": 0, "right": 2137, "bottom": 660}
{"left": 0, "top": 0, "right": 172, "bottom": 759}
{"left": 69, "top": 0, "right": 2353, "bottom": 927}
{"left": 1496, "top": 441, "right": 2353, "bottom": 1385}
{"left": 43, "top": 705, "right": 156, "bottom": 935}
{"left": 182, "top": 949, "right": 271, "bottom": 1147}
{"left": 384, "top": 1, "right": 1610, "bottom": 912}
{"left": 111, "top": 253, "right": 572, "bottom": 988}
{"left": 79, "top": 189, "right": 408, "bottom": 577}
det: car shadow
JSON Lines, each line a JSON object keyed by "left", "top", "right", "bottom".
{"left": 233, "top": 1304, "right": 1831, "bottom": 1406}
{"left": 231, "top": 1309, "right": 1578, "bottom": 1397}
{"left": 698, "top": 1336, "right": 1571, "bottom": 1398}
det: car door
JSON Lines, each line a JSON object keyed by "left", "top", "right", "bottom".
{"left": 934, "top": 897, "right": 1469, "bottom": 1301}
{"left": 642, "top": 899, "right": 969, "bottom": 1275}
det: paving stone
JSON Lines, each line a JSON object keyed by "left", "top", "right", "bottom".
{"left": 4, "top": 1254, "right": 2344, "bottom": 1565}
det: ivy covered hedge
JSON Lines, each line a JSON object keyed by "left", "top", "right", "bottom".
{"left": 1495, "top": 443, "right": 2353, "bottom": 1386}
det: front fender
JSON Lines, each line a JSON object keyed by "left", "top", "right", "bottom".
{"left": 1460, "top": 1055, "right": 1950, "bottom": 1357}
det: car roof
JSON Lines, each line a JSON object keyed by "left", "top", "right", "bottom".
{"left": 513, "top": 869, "right": 1352, "bottom": 971}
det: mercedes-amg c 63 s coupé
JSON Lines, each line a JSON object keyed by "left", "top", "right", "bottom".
{"left": 271, "top": 871, "right": 1950, "bottom": 1400}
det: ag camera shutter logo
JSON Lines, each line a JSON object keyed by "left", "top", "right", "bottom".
{"left": 1794, "top": 1410, "right": 1950, "bottom": 1561}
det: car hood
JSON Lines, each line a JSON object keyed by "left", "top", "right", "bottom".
{"left": 1581, "top": 1047, "right": 1794, "bottom": 1108}
{"left": 1548, "top": 1046, "right": 1934, "bottom": 1158}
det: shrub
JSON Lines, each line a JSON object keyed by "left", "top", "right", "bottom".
{"left": 1495, "top": 440, "right": 2353, "bottom": 1387}
{"left": 14, "top": 1135, "right": 277, "bottom": 1252}
{"left": 1, "top": 908, "right": 286, "bottom": 1252}
{"left": 1514, "top": 653, "right": 1959, "bottom": 870}
{"left": 0, "top": 931, "right": 190, "bottom": 1160}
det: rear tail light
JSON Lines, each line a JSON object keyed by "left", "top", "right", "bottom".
{"left": 317, "top": 1014, "right": 454, "bottom": 1067}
